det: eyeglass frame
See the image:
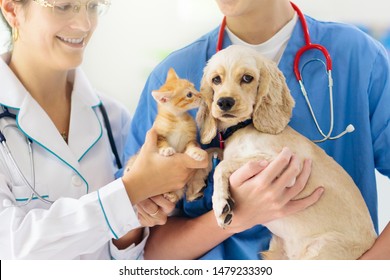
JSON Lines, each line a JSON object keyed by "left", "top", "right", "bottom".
{"left": 32, "top": 0, "right": 111, "bottom": 18}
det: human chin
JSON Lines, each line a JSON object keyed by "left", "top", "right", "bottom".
{"left": 52, "top": 50, "right": 84, "bottom": 70}
{"left": 215, "top": 0, "right": 241, "bottom": 15}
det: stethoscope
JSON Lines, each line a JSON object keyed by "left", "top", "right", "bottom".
{"left": 0, "top": 107, "right": 53, "bottom": 205}
{"left": 216, "top": 2, "right": 355, "bottom": 143}
{"left": 0, "top": 104, "right": 122, "bottom": 206}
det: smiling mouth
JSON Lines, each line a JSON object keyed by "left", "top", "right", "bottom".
{"left": 57, "top": 36, "right": 85, "bottom": 46}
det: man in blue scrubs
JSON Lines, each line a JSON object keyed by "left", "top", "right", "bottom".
{"left": 125, "top": 0, "right": 390, "bottom": 259}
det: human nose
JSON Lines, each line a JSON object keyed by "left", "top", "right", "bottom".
{"left": 69, "top": 5, "right": 93, "bottom": 31}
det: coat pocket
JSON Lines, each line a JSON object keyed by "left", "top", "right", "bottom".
{"left": 11, "top": 184, "right": 49, "bottom": 206}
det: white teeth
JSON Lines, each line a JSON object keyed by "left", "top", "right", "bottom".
{"left": 58, "top": 36, "right": 84, "bottom": 44}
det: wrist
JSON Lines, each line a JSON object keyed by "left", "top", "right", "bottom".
{"left": 122, "top": 174, "right": 144, "bottom": 205}
{"left": 112, "top": 228, "right": 144, "bottom": 250}
{"left": 223, "top": 214, "right": 253, "bottom": 235}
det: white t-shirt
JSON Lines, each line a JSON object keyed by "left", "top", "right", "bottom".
{"left": 226, "top": 12, "right": 298, "bottom": 64}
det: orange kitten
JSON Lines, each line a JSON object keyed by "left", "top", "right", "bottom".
{"left": 152, "top": 68, "right": 204, "bottom": 159}
{"left": 126, "top": 68, "right": 207, "bottom": 203}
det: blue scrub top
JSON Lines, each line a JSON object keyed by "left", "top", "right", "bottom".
{"left": 125, "top": 15, "right": 390, "bottom": 259}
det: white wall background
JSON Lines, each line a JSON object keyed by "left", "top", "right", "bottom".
{"left": 1, "top": 0, "right": 389, "bottom": 233}
{"left": 81, "top": 0, "right": 390, "bottom": 114}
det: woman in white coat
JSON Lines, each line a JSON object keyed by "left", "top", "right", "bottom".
{"left": 0, "top": 0, "right": 207, "bottom": 259}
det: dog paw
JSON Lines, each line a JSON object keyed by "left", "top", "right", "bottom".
{"left": 186, "top": 147, "right": 207, "bottom": 161}
{"left": 212, "top": 195, "right": 235, "bottom": 228}
{"left": 159, "top": 147, "right": 176, "bottom": 157}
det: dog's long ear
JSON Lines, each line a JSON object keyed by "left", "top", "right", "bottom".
{"left": 253, "top": 58, "right": 295, "bottom": 134}
{"left": 196, "top": 72, "right": 217, "bottom": 144}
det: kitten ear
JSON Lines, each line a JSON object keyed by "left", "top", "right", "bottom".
{"left": 166, "top": 68, "right": 179, "bottom": 82}
{"left": 152, "top": 90, "right": 171, "bottom": 104}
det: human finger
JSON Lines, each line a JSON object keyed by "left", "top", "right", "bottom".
{"left": 284, "top": 158, "right": 312, "bottom": 199}
{"left": 136, "top": 206, "right": 152, "bottom": 227}
{"left": 230, "top": 160, "right": 269, "bottom": 188}
{"left": 175, "top": 152, "right": 208, "bottom": 169}
{"left": 283, "top": 187, "right": 324, "bottom": 216}
{"left": 150, "top": 195, "right": 175, "bottom": 214}
{"left": 259, "top": 147, "right": 293, "bottom": 186}
{"left": 273, "top": 154, "right": 302, "bottom": 189}
{"left": 136, "top": 205, "right": 167, "bottom": 227}
{"left": 137, "top": 198, "right": 160, "bottom": 216}
{"left": 142, "top": 127, "right": 158, "bottom": 151}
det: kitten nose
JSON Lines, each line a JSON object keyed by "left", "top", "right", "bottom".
{"left": 217, "top": 97, "right": 235, "bottom": 111}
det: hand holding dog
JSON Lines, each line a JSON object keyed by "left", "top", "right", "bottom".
{"left": 226, "top": 147, "right": 324, "bottom": 234}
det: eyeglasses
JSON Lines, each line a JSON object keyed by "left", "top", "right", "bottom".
{"left": 32, "top": 0, "right": 111, "bottom": 20}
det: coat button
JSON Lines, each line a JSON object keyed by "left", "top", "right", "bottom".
{"left": 72, "top": 176, "right": 83, "bottom": 187}
{"left": 3, "top": 199, "right": 12, "bottom": 207}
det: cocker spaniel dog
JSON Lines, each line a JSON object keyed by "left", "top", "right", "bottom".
{"left": 196, "top": 45, "right": 376, "bottom": 259}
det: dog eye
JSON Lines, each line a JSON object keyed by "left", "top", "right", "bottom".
{"left": 212, "top": 76, "right": 221, "bottom": 85}
{"left": 242, "top": 75, "right": 254, "bottom": 84}
{"left": 186, "top": 92, "right": 193, "bottom": 98}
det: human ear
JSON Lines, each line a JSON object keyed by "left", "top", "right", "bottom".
{"left": 0, "top": 0, "right": 18, "bottom": 28}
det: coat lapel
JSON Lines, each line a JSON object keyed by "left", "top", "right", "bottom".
{"left": 68, "top": 69, "right": 103, "bottom": 162}
{"left": 16, "top": 68, "right": 102, "bottom": 174}
{"left": 68, "top": 92, "right": 102, "bottom": 162}
{"left": 17, "top": 94, "right": 81, "bottom": 171}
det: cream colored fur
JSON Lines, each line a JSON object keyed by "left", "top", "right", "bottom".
{"left": 197, "top": 45, "right": 376, "bottom": 259}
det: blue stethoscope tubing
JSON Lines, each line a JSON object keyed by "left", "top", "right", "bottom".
{"left": 216, "top": 1, "right": 354, "bottom": 143}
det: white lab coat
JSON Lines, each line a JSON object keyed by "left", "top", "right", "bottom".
{"left": 0, "top": 53, "right": 147, "bottom": 259}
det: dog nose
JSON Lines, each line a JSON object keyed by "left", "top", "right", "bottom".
{"left": 217, "top": 97, "right": 235, "bottom": 111}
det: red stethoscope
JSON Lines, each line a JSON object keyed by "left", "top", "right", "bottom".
{"left": 216, "top": 2, "right": 354, "bottom": 143}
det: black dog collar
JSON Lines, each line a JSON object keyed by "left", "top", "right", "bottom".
{"left": 218, "top": 119, "right": 252, "bottom": 149}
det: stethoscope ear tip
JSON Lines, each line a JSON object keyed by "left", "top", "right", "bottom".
{"left": 346, "top": 124, "right": 355, "bottom": 133}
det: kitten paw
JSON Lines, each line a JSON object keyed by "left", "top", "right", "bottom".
{"left": 186, "top": 147, "right": 207, "bottom": 161}
{"left": 159, "top": 147, "right": 176, "bottom": 157}
{"left": 163, "top": 189, "right": 184, "bottom": 203}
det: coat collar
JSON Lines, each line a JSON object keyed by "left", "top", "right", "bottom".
{"left": 0, "top": 53, "right": 102, "bottom": 173}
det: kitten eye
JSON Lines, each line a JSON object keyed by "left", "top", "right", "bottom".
{"left": 186, "top": 92, "right": 193, "bottom": 98}
{"left": 212, "top": 76, "right": 221, "bottom": 85}
{"left": 241, "top": 74, "right": 254, "bottom": 84}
